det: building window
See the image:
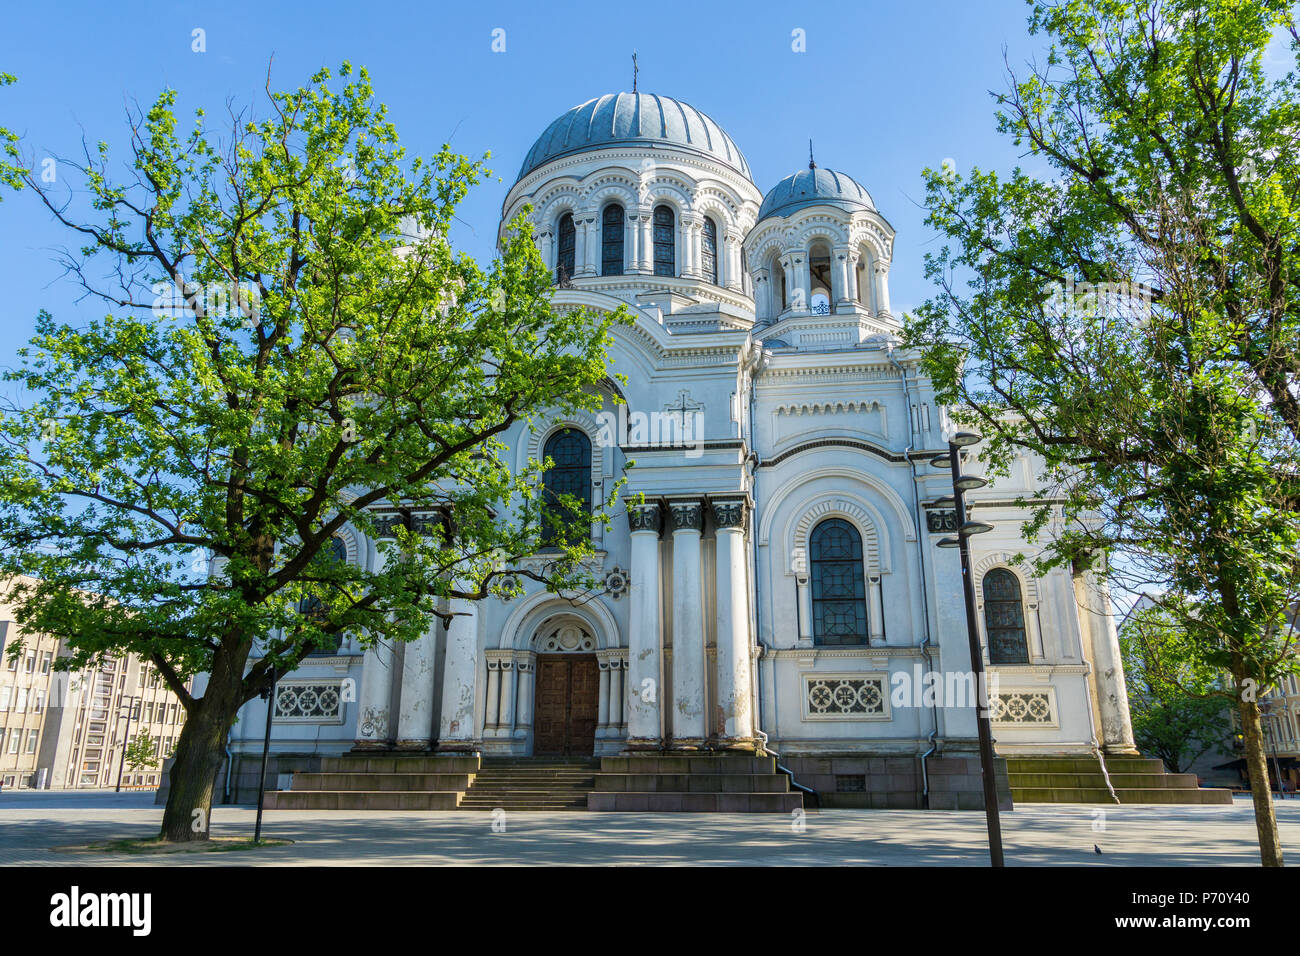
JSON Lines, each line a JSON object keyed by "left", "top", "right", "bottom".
{"left": 40, "top": 652, "right": 52, "bottom": 674}
{"left": 0, "top": 685, "right": 10, "bottom": 711}
{"left": 5, "top": 654, "right": 15, "bottom": 671}
{"left": 302, "top": 536, "right": 347, "bottom": 655}
{"left": 701, "top": 217, "right": 719, "bottom": 285}
{"left": 601, "top": 204, "right": 624, "bottom": 276}
{"left": 541, "top": 428, "right": 592, "bottom": 547}
{"left": 556, "top": 212, "right": 576, "bottom": 285}
{"left": 653, "top": 204, "right": 675, "bottom": 277}
{"left": 15, "top": 687, "right": 27, "bottom": 713}
{"left": 6, "top": 732, "right": 18, "bottom": 754}
{"left": 983, "top": 569, "right": 1029, "bottom": 664}
{"left": 25, "top": 729, "right": 38, "bottom": 754}
{"left": 24, "top": 651, "right": 35, "bottom": 673}
{"left": 809, "top": 518, "right": 869, "bottom": 646}
{"left": 33, "top": 690, "right": 44, "bottom": 713}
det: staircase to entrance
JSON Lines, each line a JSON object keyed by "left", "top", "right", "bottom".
{"left": 457, "top": 756, "right": 599, "bottom": 811}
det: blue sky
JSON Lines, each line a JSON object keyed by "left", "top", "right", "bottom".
{"left": 0, "top": 0, "right": 1050, "bottom": 365}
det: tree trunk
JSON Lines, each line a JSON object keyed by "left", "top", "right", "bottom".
{"left": 159, "top": 640, "right": 250, "bottom": 842}
{"left": 1233, "top": 667, "right": 1284, "bottom": 866}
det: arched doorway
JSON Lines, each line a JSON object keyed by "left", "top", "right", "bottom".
{"left": 532, "top": 622, "right": 599, "bottom": 756}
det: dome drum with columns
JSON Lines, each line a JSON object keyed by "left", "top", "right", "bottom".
{"left": 210, "top": 90, "right": 1140, "bottom": 811}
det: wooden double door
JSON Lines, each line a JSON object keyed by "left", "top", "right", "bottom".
{"left": 534, "top": 653, "right": 599, "bottom": 756}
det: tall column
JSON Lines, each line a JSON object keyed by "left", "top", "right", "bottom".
{"left": 580, "top": 216, "right": 598, "bottom": 276}
{"left": 639, "top": 211, "right": 654, "bottom": 273}
{"left": 680, "top": 213, "right": 701, "bottom": 278}
{"left": 596, "top": 656, "right": 612, "bottom": 738}
{"left": 873, "top": 261, "right": 892, "bottom": 317}
{"left": 847, "top": 251, "right": 861, "bottom": 305}
{"left": 625, "top": 212, "right": 639, "bottom": 274}
{"left": 668, "top": 498, "right": 707, "bottom": 749}
{"left": 833, "top": 246, "right": 852, "bottom": 309}
{"left": 793, "top": 549, "right": 814, "bottom": 647}
{"left": 484, "top": 659, "right": 502, "bottom": 732}
{"left": 608, "top": 658, "right": 625, "bottom": 734}
{"left": 711, "top": 497, "right": 755, "bottom": 749}
{"left": 868, "top": 575, "right": 885, "bottom": 645}
{"left": 725, "top": 230, "right": 744, "bottom": 292}
{"left": 574, "top": 218, "right": 588, "bottom": 278}
{"left": 514, "top": 655, "right": 536, "bottom": 740}
{"left": 753, "top": 269, "right": 771, "bottom": 321}
{"left": 395, "top": 618, "right": 438, "bottom": 748}
{"left": 1076, "top": 566, "right": 1138, "bottom": 754}
{"left": 355, "top": 540, "right": 397, "bottom": 749}
{"left": 536, "top": 230, "right": 554, "bottom": 279}
{"left": 436, "top": 587, "right": 480, "bottom": 752}
{"left": 625, "top": 501, "right": 664, "bottom": 750}
{"left": 497, "top": 658, "right": 517, "bottom": 735}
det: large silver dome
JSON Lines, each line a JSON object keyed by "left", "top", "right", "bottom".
{"left": 517, "top": 92, "right": 751, "bottom": 180}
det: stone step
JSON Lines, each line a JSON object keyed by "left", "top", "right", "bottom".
{"left": 323, "top": 755, "right": 480, "bottom": 774}
{"left": 289, "top": 772, "right": 474, "bottom": 792}
{"left": 600, "top": 755, "right": 777, "bottom": 774}
{"left": 264, "top": 790, "right": 463, "bottom": 810}
{"left": 1008, "top": 772, "right": 1202, "bottom": 790}
{"left": 594, "top": 773, "right": 790, "bottom": 793}
{"left": 1011, "top": 787, "right": 1234, "bottom": 805}
{"left": 1004, "top": 757, "right": 1167, "bottom": 774}
{"left": 587, "top": 791, "right": 803, "bottom": 812}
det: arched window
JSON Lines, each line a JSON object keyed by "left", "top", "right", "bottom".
{"left": 983, "top": 569, "right": 1029, "bottom": 664}
{"left": 556, "top": 213, "right": 575, "bottom": 285}
{"left": 809, "top": 518, "right": 868, "bottom": 646}
{"left": 601, "top": 204, "right": 624, "bottom": 276}
{"left": 653, "top": 204, "right": 675, "bottom": 277}
{"left": 701, "top": 217, "right": 719, "bottom": 285}
{"left": 302, "top": 536, "right": 347, "bottom": 655}
{"left": 542, "top": 428, "right": 592, "bottom": 546}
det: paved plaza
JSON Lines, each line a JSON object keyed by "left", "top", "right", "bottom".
{"left": 0, "top": 791, "right": 1296, "bottom": 866}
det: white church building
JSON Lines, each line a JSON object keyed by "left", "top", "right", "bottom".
{"left": 212, "top": 91, "right": 1140, "bottom": 810}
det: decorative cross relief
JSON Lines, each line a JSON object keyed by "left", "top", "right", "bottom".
{"left": 665, "top": 389, "right": 704, "bottom": 431}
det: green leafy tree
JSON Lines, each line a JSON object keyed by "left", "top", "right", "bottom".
{"left": 1119, "top": 604, "right": 1232, "bottom": 774}
{"left": 0, "top": 64, "right": 627, "bottom": 841}
{"left": 0, "top": 72, "right": 22, "bottom": 198}
{"left": 123, "top": 730, "right": 160, "bottom": 774}
{"left": 906, "top": 0, "right": 1300, "bottom": 865}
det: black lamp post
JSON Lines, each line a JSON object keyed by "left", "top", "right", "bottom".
{"left": 253, "top": 665, "right": 277, "bottom": 844}
{"left": 933, "top": 431, "right": 1005, "bottom": 867}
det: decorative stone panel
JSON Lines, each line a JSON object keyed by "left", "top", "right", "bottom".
{"left": 801, "top": 673, "right": 889, "bottom": 721}
{"left": 990, "top": 688, "right": 1057, "bottom": 727}
{"left": 273, "top": 680, "right": 345, "bottom": 724}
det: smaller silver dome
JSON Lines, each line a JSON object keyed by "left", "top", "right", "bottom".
{"left": 757, "top": 167, "right": 875, "bottom": 221}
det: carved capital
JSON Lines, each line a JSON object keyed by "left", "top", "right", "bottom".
{"left": 926, "top": 509, "right": 958, "bottom": 533}
{"left": 666, "top": 499, "right": 705, "bottom": 533}
{"left": 709, "top": 496, "right": 749, "bottom": 531}
{"left": 626, "top": 501, "right": 663, "bottom": 535}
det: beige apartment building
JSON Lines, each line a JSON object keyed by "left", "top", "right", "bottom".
{"left": 0, "top": 577, "right": 191, "bottom": 790}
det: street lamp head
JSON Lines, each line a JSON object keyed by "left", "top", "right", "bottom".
{"left": 936, "top": 536, "right": 961, "bottom": 548}
{"left": 934, "top": 496, "right": 955, "bottom": 508}
{"left": 930, "top": 454, "right": 952, "bottom": 469}
{"left": 951, "top": 431, "right": 983, "bottom": 447}
{"left": 960, "top": 520, "right": 995, "bottom": 536}
{"left": 953, "top": 475, "right": 988, "bottom": 492}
